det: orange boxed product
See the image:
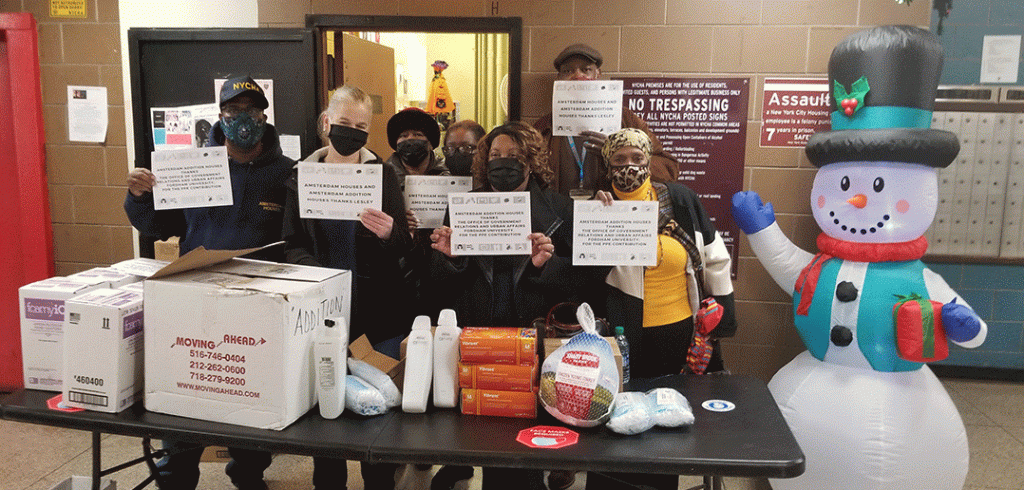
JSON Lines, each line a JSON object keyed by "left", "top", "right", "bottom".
{"left": 459, "top": 327, "right": 537, "bottom": 366}
{"left": 458, "top": 361, "right": 538, "bottom": 392}
{"left": 461, "top": 388, "right": 538, "bottom": 419}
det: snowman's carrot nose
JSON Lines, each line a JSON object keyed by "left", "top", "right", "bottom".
{"left": 847, "top": 194, "right": 867, "bottom": 208}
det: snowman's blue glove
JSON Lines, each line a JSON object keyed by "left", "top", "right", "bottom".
{"left": 942, "top": 298, "right": 981, "bottom": 343}
{"left": 732, "top": 191, "right": 776, "bottom": 235}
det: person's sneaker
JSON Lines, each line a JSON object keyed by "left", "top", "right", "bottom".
{"left": 547, "top": 470, "right": 576, "bottom": 490}
{"left": 225, "top": 462, "right": 269, "bottom": 490}
{"left": 396, "top": 464, "right": 433, "bottom": 490}
{"left": 430, "top": 465, "right": 474, "bottom": 490}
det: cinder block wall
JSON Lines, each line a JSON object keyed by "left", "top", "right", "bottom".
{"left": 1, "top": 0, "right": 937, "bottom": 382}
{"left": 263, "top": 0, "right": 932, "bottom": 382}
{"left": 1, "top": 0, "right": 134, "bottom": 276}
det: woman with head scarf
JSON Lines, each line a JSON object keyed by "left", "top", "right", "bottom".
{"left": 586, "top": 128, "right": 737, "bottom": 490}
{"left": 595, "top": 128, "right": 737, "bottom": 378}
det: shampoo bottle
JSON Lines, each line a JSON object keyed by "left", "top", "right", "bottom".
{"left": 316, "top": 316, "right": 348, "bottom": 419}
{"left": 402, "top": 315, "right": 433, "bottom": 413}
{"left": 432, "top": 309, "right": 462, "bottom": 408}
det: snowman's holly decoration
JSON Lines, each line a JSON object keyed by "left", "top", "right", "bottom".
{"left": 732, "top": 25, "right": 985, "bottom": 490}
{"left": 835, "top": 76, "right": 868, "bottom": 117}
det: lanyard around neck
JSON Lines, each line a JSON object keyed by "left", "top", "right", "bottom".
{"left": 566, "top": 136, "right": 586, "bottom": 183}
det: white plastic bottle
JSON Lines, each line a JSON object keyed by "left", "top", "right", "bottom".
{"left": 315, "top": 316, "right": 348, "bottom": 419}
{"left": 432, "top": 309, "right": 462, "bottom": 408}
{"left": 402, "top": 315, "right": 433, "bottom": 413}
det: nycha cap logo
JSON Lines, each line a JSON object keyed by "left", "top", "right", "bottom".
{"left": 233, "top": 81, "right": 263, "bottom": 93}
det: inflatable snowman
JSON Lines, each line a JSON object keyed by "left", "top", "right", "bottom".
{"left": 732, "top": 25, "right": 987, "bottom": 489}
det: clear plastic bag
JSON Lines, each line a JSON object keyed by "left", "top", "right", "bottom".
{"left": 539, "top": 303, "right": 620, "bottom": 427}
{"left": 606, "top": 391, "right": 655, "bottom": 435}
{"left": 344, "top": 375, "right": 388, "bottom": 416}
{"left": 348, "top": 358, "right": 402, "bottom": 408}
{"left": 645, "top": 387, "right": 694, "bottom": 428}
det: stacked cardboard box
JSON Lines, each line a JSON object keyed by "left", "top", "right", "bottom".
{"left": 458, "top": 327, "right": 539, "bottom": 419}
{"left": 63, "top": 288, "right": 144, "bottom": 413}
{"left": 18, "top": 277, "right": 106, "bottom": 391}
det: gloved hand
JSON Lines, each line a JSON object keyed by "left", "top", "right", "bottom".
{"left": 942, "top": 298, "right": 981, "bottom": 343}
{"left": 731, "top": 191, "right": 776, "bottom": 234}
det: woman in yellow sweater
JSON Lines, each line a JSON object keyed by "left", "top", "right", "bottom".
{"left": 588, "top": 128, "right": 737, "bottom": 490}
{"left": 595, "top": 128, "right": 737, "bottom": 378}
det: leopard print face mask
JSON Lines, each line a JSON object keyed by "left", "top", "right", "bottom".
{"left": 610, "top": 165, "right": 651, "bottom": 192}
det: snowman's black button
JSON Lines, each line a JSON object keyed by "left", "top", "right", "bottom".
{"left": 835, "top": 281, "right": 858, "bottom": 302}
{"left": 831, "top": 326, "right": 853, "bottom": 346}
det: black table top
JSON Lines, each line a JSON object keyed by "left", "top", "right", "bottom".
{"left": 1, "top": 374, "right": 804, "bottom": 478}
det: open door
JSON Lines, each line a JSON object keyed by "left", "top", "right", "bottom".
{"left": 0, "top": 13, "right": 53, "bottom": 390}
{"left": 333, "top": 33, "right": 397, "bottom": 160}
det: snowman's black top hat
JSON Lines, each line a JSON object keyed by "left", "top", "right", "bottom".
{"left": 805, "top": 25, "right": 959, "bottom": 168}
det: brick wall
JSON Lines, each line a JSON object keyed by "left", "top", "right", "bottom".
{"left": 2, "top": 0, "right": 948, "bottom": 382}
{"left": 0, "top": 0, "right": 134, "bottom": 276}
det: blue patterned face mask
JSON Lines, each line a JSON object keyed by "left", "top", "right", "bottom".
{"left": 220, "top": 112, "right": 266, "bottom": 149}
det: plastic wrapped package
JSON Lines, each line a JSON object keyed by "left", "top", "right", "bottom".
{"left": 645, "top": 388, "right": 694, "bottom": 427}
{"left": 606, "top": 391, "right": 655, "bottom": 435}
{"left": 539, "top": 303, "right": 620, "bottom": 427}
{"left": 348, "top": 357, "right": 402, "bottom": 408}
{"left": 344, "top": 375, "right": 388, "bottom": 416}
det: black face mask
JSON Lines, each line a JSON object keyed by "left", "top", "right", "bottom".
{"left": 328, "top": 125, "right": 368, "bottom": 157}
{"left": 396, "top": 139, "right": 431, "bottom": 166}
{"left": 486, "top": 157, "right": 526, "bottom": 192}
{"left": 446, "top": 152, "right": 474, "bottom": 177}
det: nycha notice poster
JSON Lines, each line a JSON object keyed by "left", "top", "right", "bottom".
{"left": 616, "top": 77, "right": 748, "bottom": 276}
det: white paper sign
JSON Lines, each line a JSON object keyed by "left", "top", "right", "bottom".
{"left": 67, "top": 86, "right": 108, "bottom": 143}
{"left": 214, "top": 78, "right": 275, "bottom": 125}
{"left": 405, "top": 175, "right": 473, "bottom": 228}
{"left": 551, "top": 80, "right": 624, "bottom": 136}
{"left": 572, "top": 200, "right": 658, "bottom": 266}
{"left": 448, "top": 192, "right": 531, "bottom": 255}
{"left": 150, "top": 103, "right": 221, "bottom": 150}
{"left": 151, "top": 147, "right": 233, "bottom": 210}
{"left": 279, "top": 134, "right": 301, "bottom": 160}
{"left": 298, "top": 162, "right": 383, "bottom": 220}
{"left": 980, "top": 35, "right": 1022, "bottom": 84}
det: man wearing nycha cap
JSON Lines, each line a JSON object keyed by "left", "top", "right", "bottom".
{"left": 124, "top": 73, "right": 293, "bottom": 490}
{"left": 533, "top": 43, "right": 679, "bottom": 197}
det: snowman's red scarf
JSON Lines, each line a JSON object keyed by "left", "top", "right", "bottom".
{"left": 794, "top": 234, "right": 928, "bottom": 316}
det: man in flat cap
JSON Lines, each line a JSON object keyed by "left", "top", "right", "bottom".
{"left": 534, "top": 43, "right": 679, "bottom": 197}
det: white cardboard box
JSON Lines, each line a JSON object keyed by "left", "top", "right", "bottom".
{"left": 144, "top": 247, "right": 351, "bottom": 430}
{"left": 19, "top": 277, "right": 105, "bottom": 391}
{"left": 67, "top": 267, "right": 144, "bottom": 289}
{"left": 63, "top": 288, "right": 144, "bottom": 413}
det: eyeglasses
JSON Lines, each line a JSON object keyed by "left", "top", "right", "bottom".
{"left": 222, "top": 105, "right": 263, "bottom": 119}
{"left": 442, "top": 144, "right": 477, "bottom": 157}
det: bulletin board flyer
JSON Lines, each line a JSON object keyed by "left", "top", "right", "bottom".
{"left": 297, "top": 162, "right": 383, "bottom": 220}
{"left": 448, "top": 192, "right": 531, "bottom": 256}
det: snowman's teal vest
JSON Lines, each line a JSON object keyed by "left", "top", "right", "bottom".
{"left": 793, "top": 258, "right": 928, "bottom": 372}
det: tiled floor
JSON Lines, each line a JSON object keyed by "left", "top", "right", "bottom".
{"left": 2, "top": 376, "right": 1022, "bottom": 490}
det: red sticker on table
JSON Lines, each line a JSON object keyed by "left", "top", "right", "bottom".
{"left": 47, "top": 394, "right": 84, "bottom": 412}
{"left": 516, "top": 425, "right": 579, "bottom": 449}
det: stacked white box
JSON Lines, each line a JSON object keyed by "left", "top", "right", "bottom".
{"left": 63, "top": 288, "right": 144, "bottom": 413}
{"left": 144, "top": 253, "right": 351, "bottom": 430}
{"left": 18, "top": 278, "right": 105, "bottom": 391}
{"left": 68, "top": 267, "right": 144, "bottom": 289}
